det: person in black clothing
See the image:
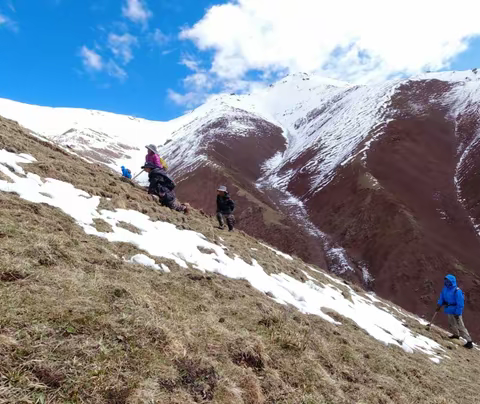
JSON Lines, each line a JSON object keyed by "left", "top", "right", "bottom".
{"left": 216, "top": 185, "right": 235, "bottom": 231}
{"left": 142, "top": 162, "right": 189, "bottom": 214}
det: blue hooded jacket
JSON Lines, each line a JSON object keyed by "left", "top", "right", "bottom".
{"left": 121, "top": 166, "right": 132, "bottom": 179}
{"left": 437, "top": 274, "right": 464, "bottom": 315}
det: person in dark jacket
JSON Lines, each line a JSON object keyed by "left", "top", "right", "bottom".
{"left": 142, "top": 162, "right": 188, "bottom": 214}
{"left": 216, "top": 185, "right": 235, "bottom": 231}
{"left": 436, "top": 274, "right": 473, "bottom": 349}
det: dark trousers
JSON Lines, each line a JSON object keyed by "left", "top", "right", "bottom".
{"left": 164, "top": 198, "right": 187, "bottom": 213}
{"left": 217, "top": 212, "right": 235, "bottom": 230}
{"left": 151, "top": 194, "right": 187, "bottom": 212}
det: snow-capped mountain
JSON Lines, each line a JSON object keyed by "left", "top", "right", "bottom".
{"left": 1, "top": 69, "right": 480, "bottom": 338}
{"left": 0, "top": 98, "right": 189, "bottom": 173}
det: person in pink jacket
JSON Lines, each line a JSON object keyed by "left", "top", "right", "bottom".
{"left": 145, "top": 144, "right": 164, "bottom": 170}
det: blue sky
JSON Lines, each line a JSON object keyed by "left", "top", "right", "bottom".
{"left": 1, "top": 0, "right": 480, "bottom": 121}
{"left": 0, "top": 0, "right": 225, "bottom": 120}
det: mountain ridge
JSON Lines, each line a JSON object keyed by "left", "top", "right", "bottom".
{"left": 1, "top": 69, "right": 480, "bottom": 339}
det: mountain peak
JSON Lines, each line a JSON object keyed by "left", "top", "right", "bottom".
{"left": 274, "top": 72, "right": 352, "bottom": 88}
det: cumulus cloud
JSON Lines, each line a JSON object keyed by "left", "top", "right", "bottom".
{"left": 79, "top": 46, "right": 128, "bottom": 81}
{"left": 80, "top": 46, "right": 103, "bottom": 71}
{"left": 183, "top": 72, "right": 214, "bottom": 91}
{"left": 167, "top": 89, "right": 209, "bottom": 108}
{"left": 108, "top": 33, "right": 138, "bottom": 64}
{"left": 180, "top": 54, "right": 202, "bottom": 71}
{"left": 122, "top": 0, "right": 152, "bottom": 26}
{"left": 168, "top": 52, "right": 272, "bottom": 107}
{"left": 181, "top": 0, "right": 480, "bottom": 84}
{"left": 167, "top": 55, "right": 218, "bottom": 106}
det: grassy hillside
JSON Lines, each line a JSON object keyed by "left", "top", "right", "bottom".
{"left": 0, "top": 115, "right": 479, "bottom": 404}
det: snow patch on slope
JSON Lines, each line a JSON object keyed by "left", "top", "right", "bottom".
{"left": 259, "top": 242, "right": 293, "bottom": 260}
{"left": 447, "top": 77, "right": 480, "bottom": 237}
{"left": 0, "top": 148, "right": 445, "bottom": 360}
{"left": 128, "top": 254, "right": 170, "bottom": 272}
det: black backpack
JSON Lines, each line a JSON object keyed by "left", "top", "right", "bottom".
{"left": 158, "top": 172, "right": 176, "bottom": 191}
{"left": 163, "top": 176, "right": 176, "bottom": 191}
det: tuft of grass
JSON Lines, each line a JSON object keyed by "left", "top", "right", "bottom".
{"left": 117, "top": 221, "right": 142, "bottom": 234}
{"left": 93, "top": 218, "right": 113, "bottom": 233}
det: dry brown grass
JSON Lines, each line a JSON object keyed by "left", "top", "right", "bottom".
{"left": 0, "top": 115, "right": 480, "bottom": 403}
{"left": 0, "top": 170, "right": 13, "bottom": 182}
{"left": 117, "top": 221, "right": 143, "bottom": 234}
{"left": 94, "top": 218, "right": 114, "bottom": 233}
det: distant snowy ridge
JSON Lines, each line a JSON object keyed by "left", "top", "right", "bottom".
{"left": 0, "top": 97, "right": 188, "bottom": 172}
{"left": 2, "top": 69, "right": 480, "bottom": 191}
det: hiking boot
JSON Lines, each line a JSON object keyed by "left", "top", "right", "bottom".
{"left": 217, "top": 226, "right": 225, "bottom": 230}
{"left": 464, "top": 341, "right": 473, "bottom": 349}
{"left": 448, "top": 335, "right": 460, "bottom": 339}
{"left": 228, "top": 228, "right": 234, "bottom": 232}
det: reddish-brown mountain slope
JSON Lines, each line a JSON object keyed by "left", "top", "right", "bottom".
{"left": 161, "top": 73, "right": 480, "bottom": 338}
{"left": 306, "top": 79, "right": 480, "bottom": 335}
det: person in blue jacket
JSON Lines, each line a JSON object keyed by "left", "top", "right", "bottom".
{"left": 436, "top": 274, "right": 473, "bottom": 349}
{"left": 121, "top": 166, "right": 132, "bottom": 179}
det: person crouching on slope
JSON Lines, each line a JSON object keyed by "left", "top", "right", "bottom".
{"left": 142, "top": 162, "right": 189, "bottom": 214}
{"left": 436, "top": 274, "right": 473, "bottom": 349}
{"left": 216, "top": 186, "right": 235, "bottom": 231}
{"left": 145, "top": 144, "right": 165, "bottom": 170}
{"left": 121, "top": 166, "right": 132, "bottom": 179}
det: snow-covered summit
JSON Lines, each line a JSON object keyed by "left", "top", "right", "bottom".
{"left": 0, "top": 97, "right": 188, "bottom": 171}
{"left": 411, "top": 68, "right": 480, "bottom": 83}
{"left": 1, "top": 69, "right": 479, "bottom": 190}
{"left": 0, "top": 72, "right": 354, "bottom": 177}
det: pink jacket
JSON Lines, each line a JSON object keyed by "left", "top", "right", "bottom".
{"left": 145, "top": 153, "right": 163, "bottom": 169}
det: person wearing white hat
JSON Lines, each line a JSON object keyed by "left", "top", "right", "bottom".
{"left": 216, "top": 186, "right": 235, "bottom": 231}
{"left": 145, "top": 144, "right": 165, "bottom": 170}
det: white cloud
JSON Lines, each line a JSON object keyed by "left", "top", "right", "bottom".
{"left": 181, "top": 0, "right": 480, "bottom": 83}
{"left": 79, "top": 46, "right": 127, "bottom": 82}
{"left": 80, "top": 46, "right": 103, "bottom": 70}
{"left": 167, "top": 89, "right": 208, "bottom": 108}
{"left": 122, "top": 0, "right": 152, "bottom": 26}
{"left": 106, "top": 60, "right": 128, "bottom": 81}
{"left": 183, "top": 72, "right": 214, "bottom": 91}
{"left": 150, "top": 28, "right": 170, "bottom": 46}
{"left": 0, "top": 13, "right": 18, "bottom": 32}
{"left": 169, "top": 53, "right": 269, "bottom": 107}
{"left": 180, "top": 54, "right": 201, "bottom": 71}
{"left": 108, "top": 33, "right": 138, "bottom": 64}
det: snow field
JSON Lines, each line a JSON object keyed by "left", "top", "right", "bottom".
{"left": 0, "top": 148, "right": 445, "bottom": 362}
